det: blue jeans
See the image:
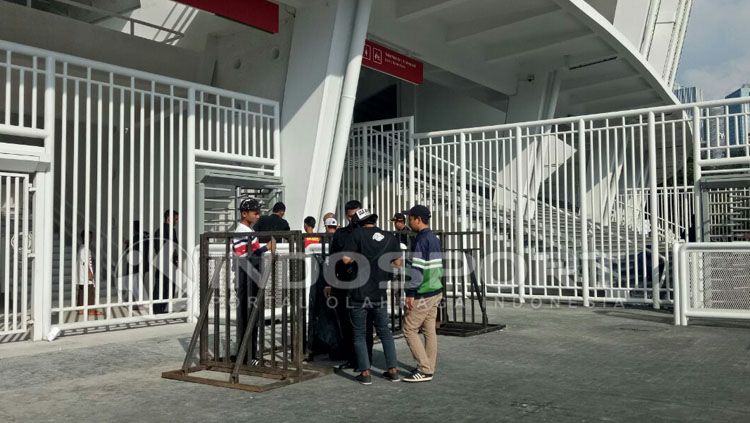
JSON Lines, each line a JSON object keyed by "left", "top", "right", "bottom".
{"left": 350, "top": 301, "right": 397, "bottom": 372}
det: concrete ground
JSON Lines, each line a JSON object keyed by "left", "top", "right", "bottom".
{"left": 1, "top": 303, "right": 750, "bottom": 422}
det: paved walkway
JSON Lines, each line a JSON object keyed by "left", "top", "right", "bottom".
{"left": 1, "top": 303, "right": 749, "bottom": 422}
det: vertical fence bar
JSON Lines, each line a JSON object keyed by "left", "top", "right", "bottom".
{"left": 460, "top": 133, "right": 468, "bottom": 233}
{"left": 647, "top": 112, "right": 661, "bottom": 309}
{"left": 578, "top": 119, "right": 590, "bottom": 307}
{"left": 692, "top": 106, "right": 702, "bottom": 241}
{"left": 21, "top": 176, "right": 29, "bottom": 332}
{"left": 186, "top": 88, "right": 196, "bottom": 321}
{"left": 514, "top": 127, "right": 525, "bottom": 303}
{"left": 58, "top": 64, "right": 68, "bottom": 324}
{"left": 106, "top": 73, "right": 114, "bottom": 315}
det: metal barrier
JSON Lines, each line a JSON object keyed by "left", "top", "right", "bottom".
{"left": 436, "top": 231, "right": 504, "bottom": 337}
{"left": 163, "top": 231, "right": 325, "bottom": 392}
{"left": 673, "top": 242, "right": 750, "bottom": 326}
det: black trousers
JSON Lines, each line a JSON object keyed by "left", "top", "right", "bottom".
{"left": 152, "top": 272, "right": 172, "bottom": 314}
{"left": 236, "top": 256, "right": 261, "bottom": 361}
{"left": 331, "top": 288, "right": 373, "bottom": 367}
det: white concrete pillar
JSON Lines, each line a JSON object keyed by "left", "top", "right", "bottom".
{"left": 280, "top": 0, "right": 370, "bottom": 227}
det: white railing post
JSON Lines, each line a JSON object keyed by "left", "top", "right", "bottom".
{"left": 33, "top": 56, "right": 55, "bottom": 340}
{"left": 648, "top": 112, "right": 661, "bottom": 309}
{"left": 692, "top": 106, "right": 702, "bottom": 241}
{"left": 514, "top": 127, "right": 525, "bottom": 303}
{"left": 672, "top": 241, "right": 682, "bottom": 325}
{"left": 186, "top": 87, "right": 196, "bottom": 322}
{"left": 273, "top": 104, "right": 281, "bottom": 177}
{"left": 409, "top": 123, "right": 415, "bottom": 207}
{"left": 459, "top": 132, "right": 468, "bottom": 233}
{"left": 578, "top": 119, "right": 590, "bottom": 307}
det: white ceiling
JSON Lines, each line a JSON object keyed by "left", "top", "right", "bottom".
{"left": 366, "top": 0, "right": 678, "bottom": 118}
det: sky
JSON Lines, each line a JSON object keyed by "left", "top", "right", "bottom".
{"left": 676, "top": 0, "right": 750, "bottom": 99}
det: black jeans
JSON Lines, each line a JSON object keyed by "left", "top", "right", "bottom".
{"left": 331, "top": 289, "right": 373, "bottom": 366}
{"left": 350, "top": 301, "right": 397, "bottom": 372}
{"left": 236, "top": 256, "right": 261, "bottom": 361}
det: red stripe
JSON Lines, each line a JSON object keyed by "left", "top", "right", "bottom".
{"left": 234, "top": 243, "right": 248, "bottom": 257}
{"left": 175, "top": 0, "right": 279, "bottom": 33}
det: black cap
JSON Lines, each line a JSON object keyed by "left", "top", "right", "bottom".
{"left": 239, "top": 198, "right": 261, "bottom": 212}
{"left": 408, "top": 205, "right": 431, "bottom": 221}
{"left": 390, "top": 212, "right": 406, "bottom": 222}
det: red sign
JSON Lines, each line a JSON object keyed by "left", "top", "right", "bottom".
{"left": 362, "top": 40, "right": 423, "bottom": 85}
{"left": 176, "top": 0, "right": 279, "bottom": 34}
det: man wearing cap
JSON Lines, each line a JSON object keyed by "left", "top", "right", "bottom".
{"left": 231, "top": 198, "right": 272, "bottom": 366}
{"left": 402, "top": 204, "right": 444, "bottom": 383}
{"left": 341, "top": 208, "right": 402, "bottom": 385}
{"left": 390, "top": 212, "right": 410, "bottom": 246}
{"left": 323, "top": 216, "right": 338, "bottom": 234}
{"left": 325, "top": 200, "right": 373, "bottom": 369}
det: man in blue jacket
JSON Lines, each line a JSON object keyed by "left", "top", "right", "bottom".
{"left": 402, "top": 205, "right": 444, "bottom": 383}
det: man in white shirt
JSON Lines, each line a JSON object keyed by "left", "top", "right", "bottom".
{"left": 232, "top": 198, "right": 272, "bottom": 366}
{"left": 77, "top": 231, "right": 103, "bottom": 316}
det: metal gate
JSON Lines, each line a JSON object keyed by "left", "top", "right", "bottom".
{"left": 0, "top": 172, "right": 32, "bottom": 340}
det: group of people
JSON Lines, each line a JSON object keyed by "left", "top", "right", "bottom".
{"left": 231, "top": 198, "right": 445, "bottom": 385}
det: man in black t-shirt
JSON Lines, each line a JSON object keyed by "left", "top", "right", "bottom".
{"left": 325, "top": 200, "right": 373, "bottom": 369}
{"left": 341, "top": 208, "right": 402, "bottom": 385}
{"left": 254, "top": 202, "right": 290, "bottom": 242}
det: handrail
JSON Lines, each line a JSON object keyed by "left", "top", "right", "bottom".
{"left": 414, "top": 96, "right": 750, "bottom": 138}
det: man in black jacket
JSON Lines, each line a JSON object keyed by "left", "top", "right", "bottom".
{"left": 342, "top": 208, "right": 402, "bottom": 385}
{"left": 152, "top": 210, "right": 179, "bottom": 314}
{"left": 325, "top": 200, "right": 373, "bottom": 369}
{"left": 254, "top": 202, "right": 290, "bottom": 242}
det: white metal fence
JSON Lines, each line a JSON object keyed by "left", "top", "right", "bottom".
{"left": 344, "top": 97, "right": 750, "bottom": 307}
{"left": 0, "top": 39, "right": 280, "bottom": 337}
{"left": 338, "top": 117, "right": 412, "bottom": 221}
{"left": 674, "top": 242, "right": 750, "bottom": 325}
{"left": 0, "top": 173, "right": 31, "bottom": 340}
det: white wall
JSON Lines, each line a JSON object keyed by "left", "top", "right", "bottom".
{"left": 405, "top": 81, "right": 506, "bottom": 133}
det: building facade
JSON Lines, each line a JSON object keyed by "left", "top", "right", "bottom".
{"left": 0, "top": 0, "right": 695, "bottom": 341}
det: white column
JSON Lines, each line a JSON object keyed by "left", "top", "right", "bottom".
{"left": 321, "top": 0, "right": 373, "bottom": 216}
{"left": 280, "top": 0, "right": 371, "bottom": 227}
{"left": 33, "top": 56, "right": 55, "bottom": 341}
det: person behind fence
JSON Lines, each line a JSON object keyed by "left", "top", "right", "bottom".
{"left": 254, "top": 202, "right": 290, "bottom": 242}
{"left": 303, "top": 216, "right": 321, "bottom": 248}
{"left": 124, "top": 220, "right": 150, "bottom": 312}
{"left": 152, "top": 210, "right": 180, "bottom": 315}
{"left": 232, "top": 198, "right": 272, "bottom": 366}
{"left": 324, "top": 216, "right": 338, "bottom": 234}
{"left": 341, "top": 208, "right": 402, "bottom": 385}
{"left": 77, "top": 230, "right": 103, "bottom": 316}
{"left": 402, "top": 205, "right": 444, "bottom": 383}
{"left": 390, "top": 212, "right": 410, "bottom": 246}
{"left": 325, "top": 200, "right": 374, "bottom": 369}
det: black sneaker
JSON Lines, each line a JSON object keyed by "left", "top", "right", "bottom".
{"left": 382, "top": 371, "right": 400, "bottom": 382}
{"left": 402, "top": 370, "right": 432, "bottom": 383}
{"left": 355, "top": 373, "right": 372, "bottom": 385}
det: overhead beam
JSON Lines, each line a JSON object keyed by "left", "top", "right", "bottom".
{"left": 563, "top": 73, "right": 641, "bottom": 93}
{"left": 447, "top": 6, "right": 561, "bottom": 45}
{"left": 485, "top": 30, "right": 593, "bottom": 64}
{"left": 578, "top": 87, "right": 655, "bottom": 106}
{"left": 569, "top": 80, "right": 651, "bottom": 104}
{"left": 396, "top": 0, "right": 472, "bottom": 22}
